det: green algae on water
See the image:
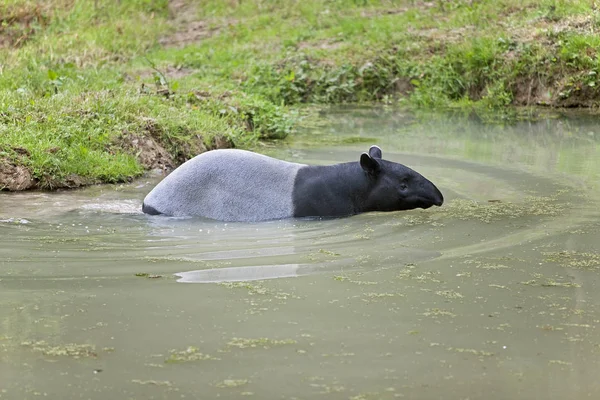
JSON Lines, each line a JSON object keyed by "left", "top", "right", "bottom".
{"left": 437, "top": 195, "right": 566, "bottom": 223}
{"left": 544, "top": 250, "right": 600, "bottom": 270}
{"left": 463, "top": 258, "right": 512, "bottom": 270}
{"left": 446, "top": 347, "right": 494, "bottom": 357}
{"left": 219, "top": 281, "right": 270, "bottom": 295}
{"left": 219, "top": 281, "right": 299, "bottom": 301}
{"left": 521, "top": 279, "right": 582, "bottom": 288}
{"left": 318, "top": 249, "right": 340, "bottom": 256}
{"left": 362, "top": 292, "right": 401, "bottom": 299}
{"left": 165, "top": 346, "right": 220, "bottom": 363}
{"left": 227, "top": 337, "right": 297, "bottom": 349}
{"left": 549, "top": 360, "right": 573, "bottom": 366}
{"left": 333, "top": 275, "right": 378, "bottom": 285}
{"left": 21, "top": 340, "right": 97, "bottom": 358}
{"left": 131, "top": 380, "right": 173, "bottom": 387}
{"left": 421, "top": 308, "right": 457, "bottom": 318}
{"left": 215, "top": 379, "right": 249, "bottom": 388}
{"left": 135, "top": 272, "right": 164, "bottom": 278}
{"left": 541, "top": 280, "right": 582, "bottom": 288}
{"left": 489, "top": 284, "right": 510, "bottom": 290}
{"left": 435, "top": 290, "right": 464, "bottom": 299}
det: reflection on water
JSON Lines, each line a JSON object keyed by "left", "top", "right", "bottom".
{"left": 1, "top": 108, "right": 600, "bottom": 399}
{"left": 176, "top": 264, "right": 305, "bottom": 282}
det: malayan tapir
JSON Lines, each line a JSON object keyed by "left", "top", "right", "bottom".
{"left": 142, "top": 146, "right": 443, "bottom": 222}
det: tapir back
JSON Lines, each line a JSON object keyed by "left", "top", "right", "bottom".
{"left": 142, "top": 149, "right": 305, "bottom": 221}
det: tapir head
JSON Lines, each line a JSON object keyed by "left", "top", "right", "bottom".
{"left": 360, "top": 145, "right": 444, "bottom": 212}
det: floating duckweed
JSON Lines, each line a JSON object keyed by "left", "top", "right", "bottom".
{"left": 36, "top": 237, "right": 82, "bottom": 244}
{"left": 318, "top": 249, "right": 340, "bottom": 256}
{"left": 350, "top": 392, "right": 389, "bottom": 400}
{"left": 481, "top": 264, "right": 510, "bottom": 270}
{"left": 402, "top": 214, "right": 432, "bottom": 226}
{"left": 446, "top": 347, "right": 494, "bottom": 357}
{"left": 422, "top": 308, "right": 456, "bottom": 318}
{"left": 539, "top": 325, "right": 565, "bottom": 331}
{"left": 227, "top": 337, "right": 297, "bottom": 349}
{"left": 396, "top": 263, "right": 418, "bottom": 280}
{"left": 316, "top": 384, "right": 346, "bottom": 394}
{"left": 566, "top": 336, "right": 584, "bottom": 342}
{"left": 144, "top": 256, "right": 225, "bottom": 264}
{"left": 438, "top": 195, "right": 565, "bottom": 223}
{"left": 463, "top": 259, "right": 511, "bottom": 270}
{"left": 273, "top": 291, "right": 295, "bottom": 300}
{"left": 522, "top": 279, "right": 581, "bottom": 288}
{"left": 548, "top": 360, "right": 572, "bottom": 366}
{"left": 543, "top": 251, "right": 600, "bottom": 270}
{"left": 496, "top": 323, "right": 512, "bottom": 331}
{"left": 247, "top": 307, "right": 270, "bottom": 315}
{"left": 489, "top": 284, "right": 510, "bottom": 290}
{"left": 413, "top": 271, "right": 442, "bottom": 283}
{"left": 165, "top": 346, "right": 220, "bottom": 363}
{"left": 354, "top": 280, "right": 378, "bottom": 285}
{"left": 135, "top": 273, "right": 163, "bottom": 278}
{"left": 219, "top": 281, "right": 270, "bottom": 295}
{"left": 561, "top": 323, "right": 592, "bottom": 328}
{"left": 132, "top": 379, "right": 173, "bottom": 386}
{"left": 333, "top": 276, "right": 377, "bottom": 285}
{"left": 215, "top": 379, "right": 249, "bottom": 388}
{"left": 520, "top": 280, "right": 538, "bottom": 286}
{"left": 541, "top": 280, "right": 581, "bottom": 288}
{"left": 435, "top": 290, "right": 464, "bottom": 299}
{"left": 568, "top": 228, "right": 588, "bottom": 234}
{"left": 362, "top": 292, "right": 400, "bottom": 299}
{"left": 321, "top": 352, "right": 355, "bottom": 357}
{"left": 21, "top": 341, "right": 97, "bottom": 358}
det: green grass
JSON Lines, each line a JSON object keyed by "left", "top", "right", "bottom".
{"left": 2, "top": 0, "right": 600, "bottom": 189}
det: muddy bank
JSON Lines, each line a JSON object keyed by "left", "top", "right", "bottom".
{"left": 0, "top": 131, "right": 232, "bottom": 192}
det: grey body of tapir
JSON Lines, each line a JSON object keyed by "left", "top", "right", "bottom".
{"left": 142, "top": 145, "right": 444, "bottom": 222}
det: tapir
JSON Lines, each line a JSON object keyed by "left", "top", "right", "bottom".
{"left": 142, "top": 145, "right": 443, "bottom": 222}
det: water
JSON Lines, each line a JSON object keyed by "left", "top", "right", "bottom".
{"left": 1, "top": 108, "right": 600, "bottom": 399}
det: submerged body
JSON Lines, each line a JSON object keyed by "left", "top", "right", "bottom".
{"left": 142, "top": 146, "right": 443, "bottom": 222}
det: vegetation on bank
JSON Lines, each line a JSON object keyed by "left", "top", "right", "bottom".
{"left": 1, "top": 0, "right": 600, "bottom": 190}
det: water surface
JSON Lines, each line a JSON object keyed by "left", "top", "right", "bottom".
{"left": 1, "top": 108, "right": 600, "bottom": 399}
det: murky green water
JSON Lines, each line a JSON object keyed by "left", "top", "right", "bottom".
{"left": 2, "top": 108, "right": 600, "bottom": 399}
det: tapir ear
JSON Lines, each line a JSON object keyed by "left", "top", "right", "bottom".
{"left": 368, "top": 145, "right": 382, "bottom": 159}
{"left": 360, "top": 153, "right": 381, "bottom": 176}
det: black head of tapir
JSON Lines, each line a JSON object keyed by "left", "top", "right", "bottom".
{"left": 358, "top": 145, "right": 444, "bottom": 212}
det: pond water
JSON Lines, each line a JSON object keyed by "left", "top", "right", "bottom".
{"left": 1, "top": 108, "right": 600, "bottom": 399}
